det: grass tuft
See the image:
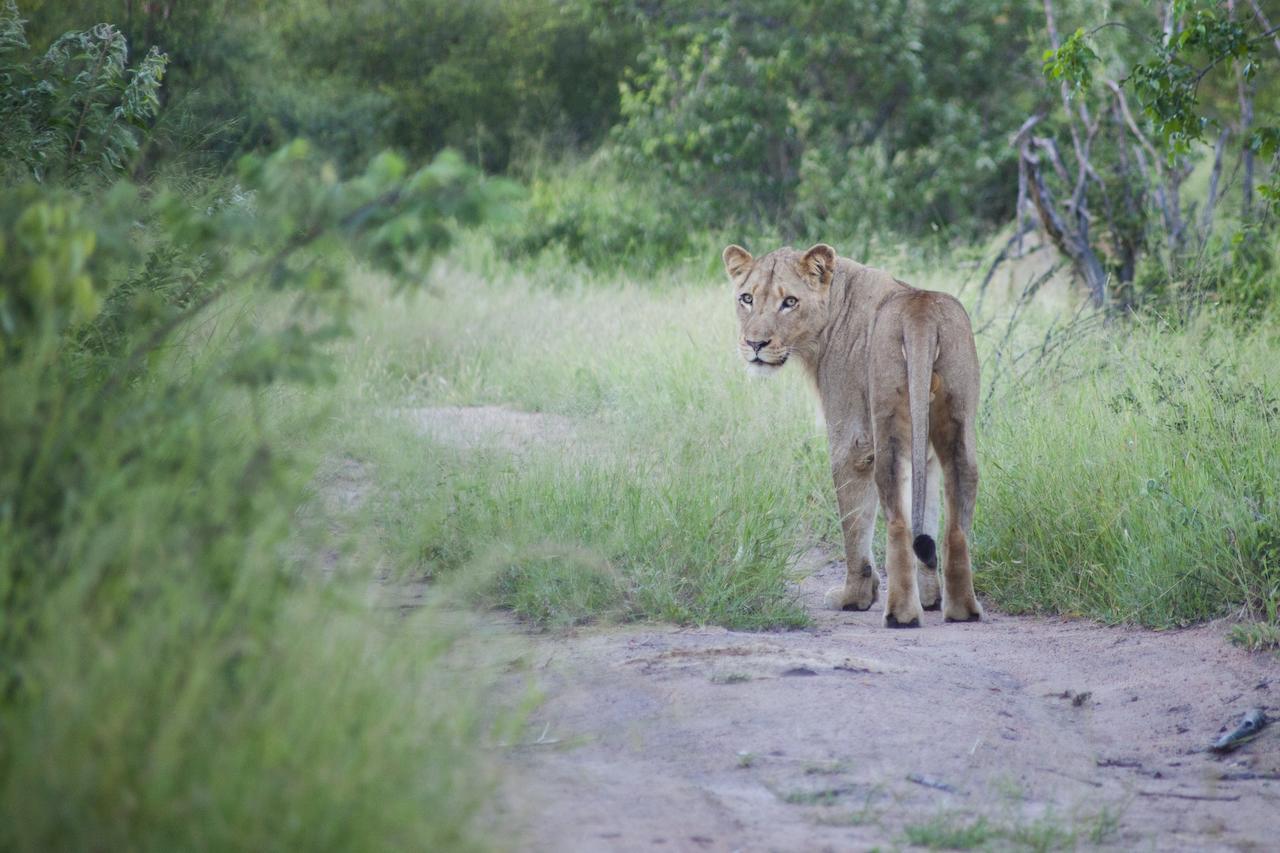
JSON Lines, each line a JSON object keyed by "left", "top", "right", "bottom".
{"left": 903, "top": 815, "right": 995, "bottom": 849}
{"left": 1229, "top": 621, "right": 1280, "bottom": 652}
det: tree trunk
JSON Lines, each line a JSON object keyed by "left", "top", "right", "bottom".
{"left": 1200, "top": 129, "right": 1229, "bottom": 247}
{"left": 1020, "top": 142, "right": 1108, "bottom": 307}
{"left": 1231, "top": 0, "right": 1257, "bottom": 217}
{"left": 1238, "top": 75, "right": 1255, "bottom": 217}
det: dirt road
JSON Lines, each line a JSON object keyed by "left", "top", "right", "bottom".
{"left": 494, "top": 555, "right": 1279, "bottom": 851}
{"left": 401, "top": 405, "right": 1279, "bottom": 850}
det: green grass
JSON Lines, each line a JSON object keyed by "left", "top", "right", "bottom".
{"left": 337, "top": 261, "right": 825, "bottom": 630}
{"left": 901, "top": 807, "right": 1119, "bottom": 851}
{"left": 1229, "top": 621, "right": 1280, "bottom": 652}
{"left": 338, "top": 246, "right": 1280, "bottom": 634}
{"left": 977, "top": 318, "right": 1280, "bottom": 627}
{"left": 2, "top": 593, "right": 503, "bottom": 851}
{"left": 1, "top": 287, "right": 511, "bottom": 851}
{"left": 903, "top": 815, "right": 996, "bottom": 849}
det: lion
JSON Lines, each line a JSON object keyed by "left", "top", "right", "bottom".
{"left": 722, "top": 243, "right": 982, "bottom": 628}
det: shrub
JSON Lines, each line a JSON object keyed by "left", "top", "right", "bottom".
{"left": 1, "top": 15, "right": 517, "bottom": 848}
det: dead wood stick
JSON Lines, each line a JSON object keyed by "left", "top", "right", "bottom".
{"left": 1138, "top": 790, "right": 1241, "bottom": 802}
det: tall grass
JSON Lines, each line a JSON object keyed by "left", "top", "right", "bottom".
{"left": 335, "top": 256, "right": 830, "bottom": 629}
{"left": 343, "top": 245, "right": 1280, "bottom": 632}
{"left": 977, "top": 317, "right": 1280, "bottom": 626}
{"left": 1, "top": 296, "right": 506, "bottom": 851}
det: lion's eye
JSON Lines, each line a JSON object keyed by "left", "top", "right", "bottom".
{"left": 782, "top": 296, "right": 799, "bottom": 309}
{"left": 739, "top": 293, "right": 753, "bottom": 306}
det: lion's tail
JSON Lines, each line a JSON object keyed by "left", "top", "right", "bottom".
{"left": 905, "top": 323, "right": 938, "bottom": 569}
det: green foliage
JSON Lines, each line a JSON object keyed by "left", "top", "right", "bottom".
{"left": 1, "top": 21, "right": 516, "bottom": 848}
{"left": 1, "top": 140, "right": 513, "bottom": 636}
{"left": 1031, "top": 1, "right": 1280, "bottom": 314}
{"left": 23, "top": 0, "right": 636, "bottom": 173}
{"left": 1043, "top": 1, "right": 1278, "bottom": 202}
{"left": 502, "top": 156, "right": 706, "bottom": 273}
{"left": 0, "top": 0, "right": 25, "bottom": 52}
{"left": 0, "top": 186, "right": 110, "bottom": 353}
{"left": 612, "top": 0, "right": 1043, "bottom": 238}
{"left": 0, "top": 6, "right": 168, "bottom": 182}
{"left": 1189, "top": 227, "right": 1280, "bottom": 318}
{"left": 1128, "top": 7, "right": 1253, "bottom": 155}
{"left": 277, "top": 0, "right": 634, "bottom": 171}
{"left": 1043, "top": 27, "right": 1099, "bottom": 93}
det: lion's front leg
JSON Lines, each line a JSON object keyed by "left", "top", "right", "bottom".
{"left": 823, "top": 447, "right": 880, "bottom": 612}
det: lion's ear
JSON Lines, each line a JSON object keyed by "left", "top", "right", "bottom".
{"left": 801, "top": 244, "right": 837, "bottom": 292}
{"left": 722, "top": 244, "right": 753, "bottom": 281}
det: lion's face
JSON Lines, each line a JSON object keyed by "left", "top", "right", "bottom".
{"left": 722, "top": 244, "right": 836, "bottom": 375}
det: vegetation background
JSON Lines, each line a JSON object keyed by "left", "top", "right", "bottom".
{"left": 1, "top": 0, "right": 1278, "bottom": 849}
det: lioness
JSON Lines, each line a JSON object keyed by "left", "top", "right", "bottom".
{"left": 723, "top": 243, "right": 982, "bottom": 628}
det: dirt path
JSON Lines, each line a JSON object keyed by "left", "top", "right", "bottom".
{"left": 492, "top": 554, "right": 1278, "bottom": 851}
{"left": 396, "top": 406, "right": 1280, "bottom": 850}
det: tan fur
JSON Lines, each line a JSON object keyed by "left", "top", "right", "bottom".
{"left": 723, "top": 244, "right": 983, "bottom": 628}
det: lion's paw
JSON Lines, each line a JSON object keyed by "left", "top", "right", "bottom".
{"left": 884, "top": 609, "right": 923, "bottom": 629}
{"left": 824, "top": 583, "right": 876, "bottom": 612}
{"left": 884, "top": 589, "right": 925, "bottom": 627}
{"left": 918, "top": 568, "right": 941, "bottom": 611}
{"left": 944, "top": 598, "right": 983, "bottom": 623}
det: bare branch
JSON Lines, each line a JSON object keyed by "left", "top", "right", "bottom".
{"left": 1042, "top": 0, "right": 1091, "bottom": 195}
{"left": 977, "top": 218, "right": 1041, "bottom": 317}
{"left": 1103, "top": 79, "right": 1162, "bottom": 170}
{"left": 1043, "top": 0, "right": 1062, "bottom": 47}
{"left": 1230, "top": 1, "right": 1257, "bottom": 215}
{"left": 1071, "top": 107, "right": 1105, "bottom": 214}
{"left": 1020, "top": 138, "right": 1108, "bottom": 307}
{"left": 1031, "top": 135, "right": 1072, "bottom": 186}
{"left": 1199, "top": 129, "right": 1229, "bottom": 248}
{"left": 1248, "top": 0, "right": 1280, "bottom": 57}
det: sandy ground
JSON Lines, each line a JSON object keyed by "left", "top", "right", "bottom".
{"left": 395, "top": 406, "right": 1279, "bottom": 851}
{"left": 494, "top": 556, "right": 1278, "bottom": 852}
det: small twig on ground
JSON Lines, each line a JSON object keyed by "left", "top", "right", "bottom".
{"left": 1096, "top": 757, "right": 1143, "bottom": 769}
{"left": 1039, "top": 767, "right": 1103, "bottom": 788}
{"left": 1217, "top": 772, "right": 1280, "bottom": 782}
{"left": 906, "top": 773, "right": 962, "bottom": 795}
{"left": 1137, "top": 790, "right": 1241, "bottom": 802}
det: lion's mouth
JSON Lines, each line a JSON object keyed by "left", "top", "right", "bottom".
{"left": 748, "top": 354, "right": 787, "bottom": 368}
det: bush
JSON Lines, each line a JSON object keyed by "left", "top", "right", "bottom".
{"left": 1, "top": 15, "right": 517, "bottom": 847}
{"left": 0, "top": 3, "right": 166, "bottom": 183}
{"left": 611, "top": 0, "right": 1043, "bottom": 237}
{"left": 501, "top": 156, "right": 708, "bottom": 274}
{"left": 21, "top": 0, "right": 638, "bottom": 173}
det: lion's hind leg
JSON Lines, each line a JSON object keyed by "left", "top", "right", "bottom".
{"left": 917, "top": 450, "right": 943, "bottom": 611}
{"left": 931, "top": 397, "right": 982, "bottom": 623}
{"left": 873, "top": 421, "right": 924, "bottom": 629}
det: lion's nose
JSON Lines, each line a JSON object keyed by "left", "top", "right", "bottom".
{"left": 746, "top": 339, "right": 770, "bottom": 353}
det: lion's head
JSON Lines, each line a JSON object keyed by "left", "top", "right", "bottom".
{"left": 722, "top": 243, "right": 836, "bottom": 375}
